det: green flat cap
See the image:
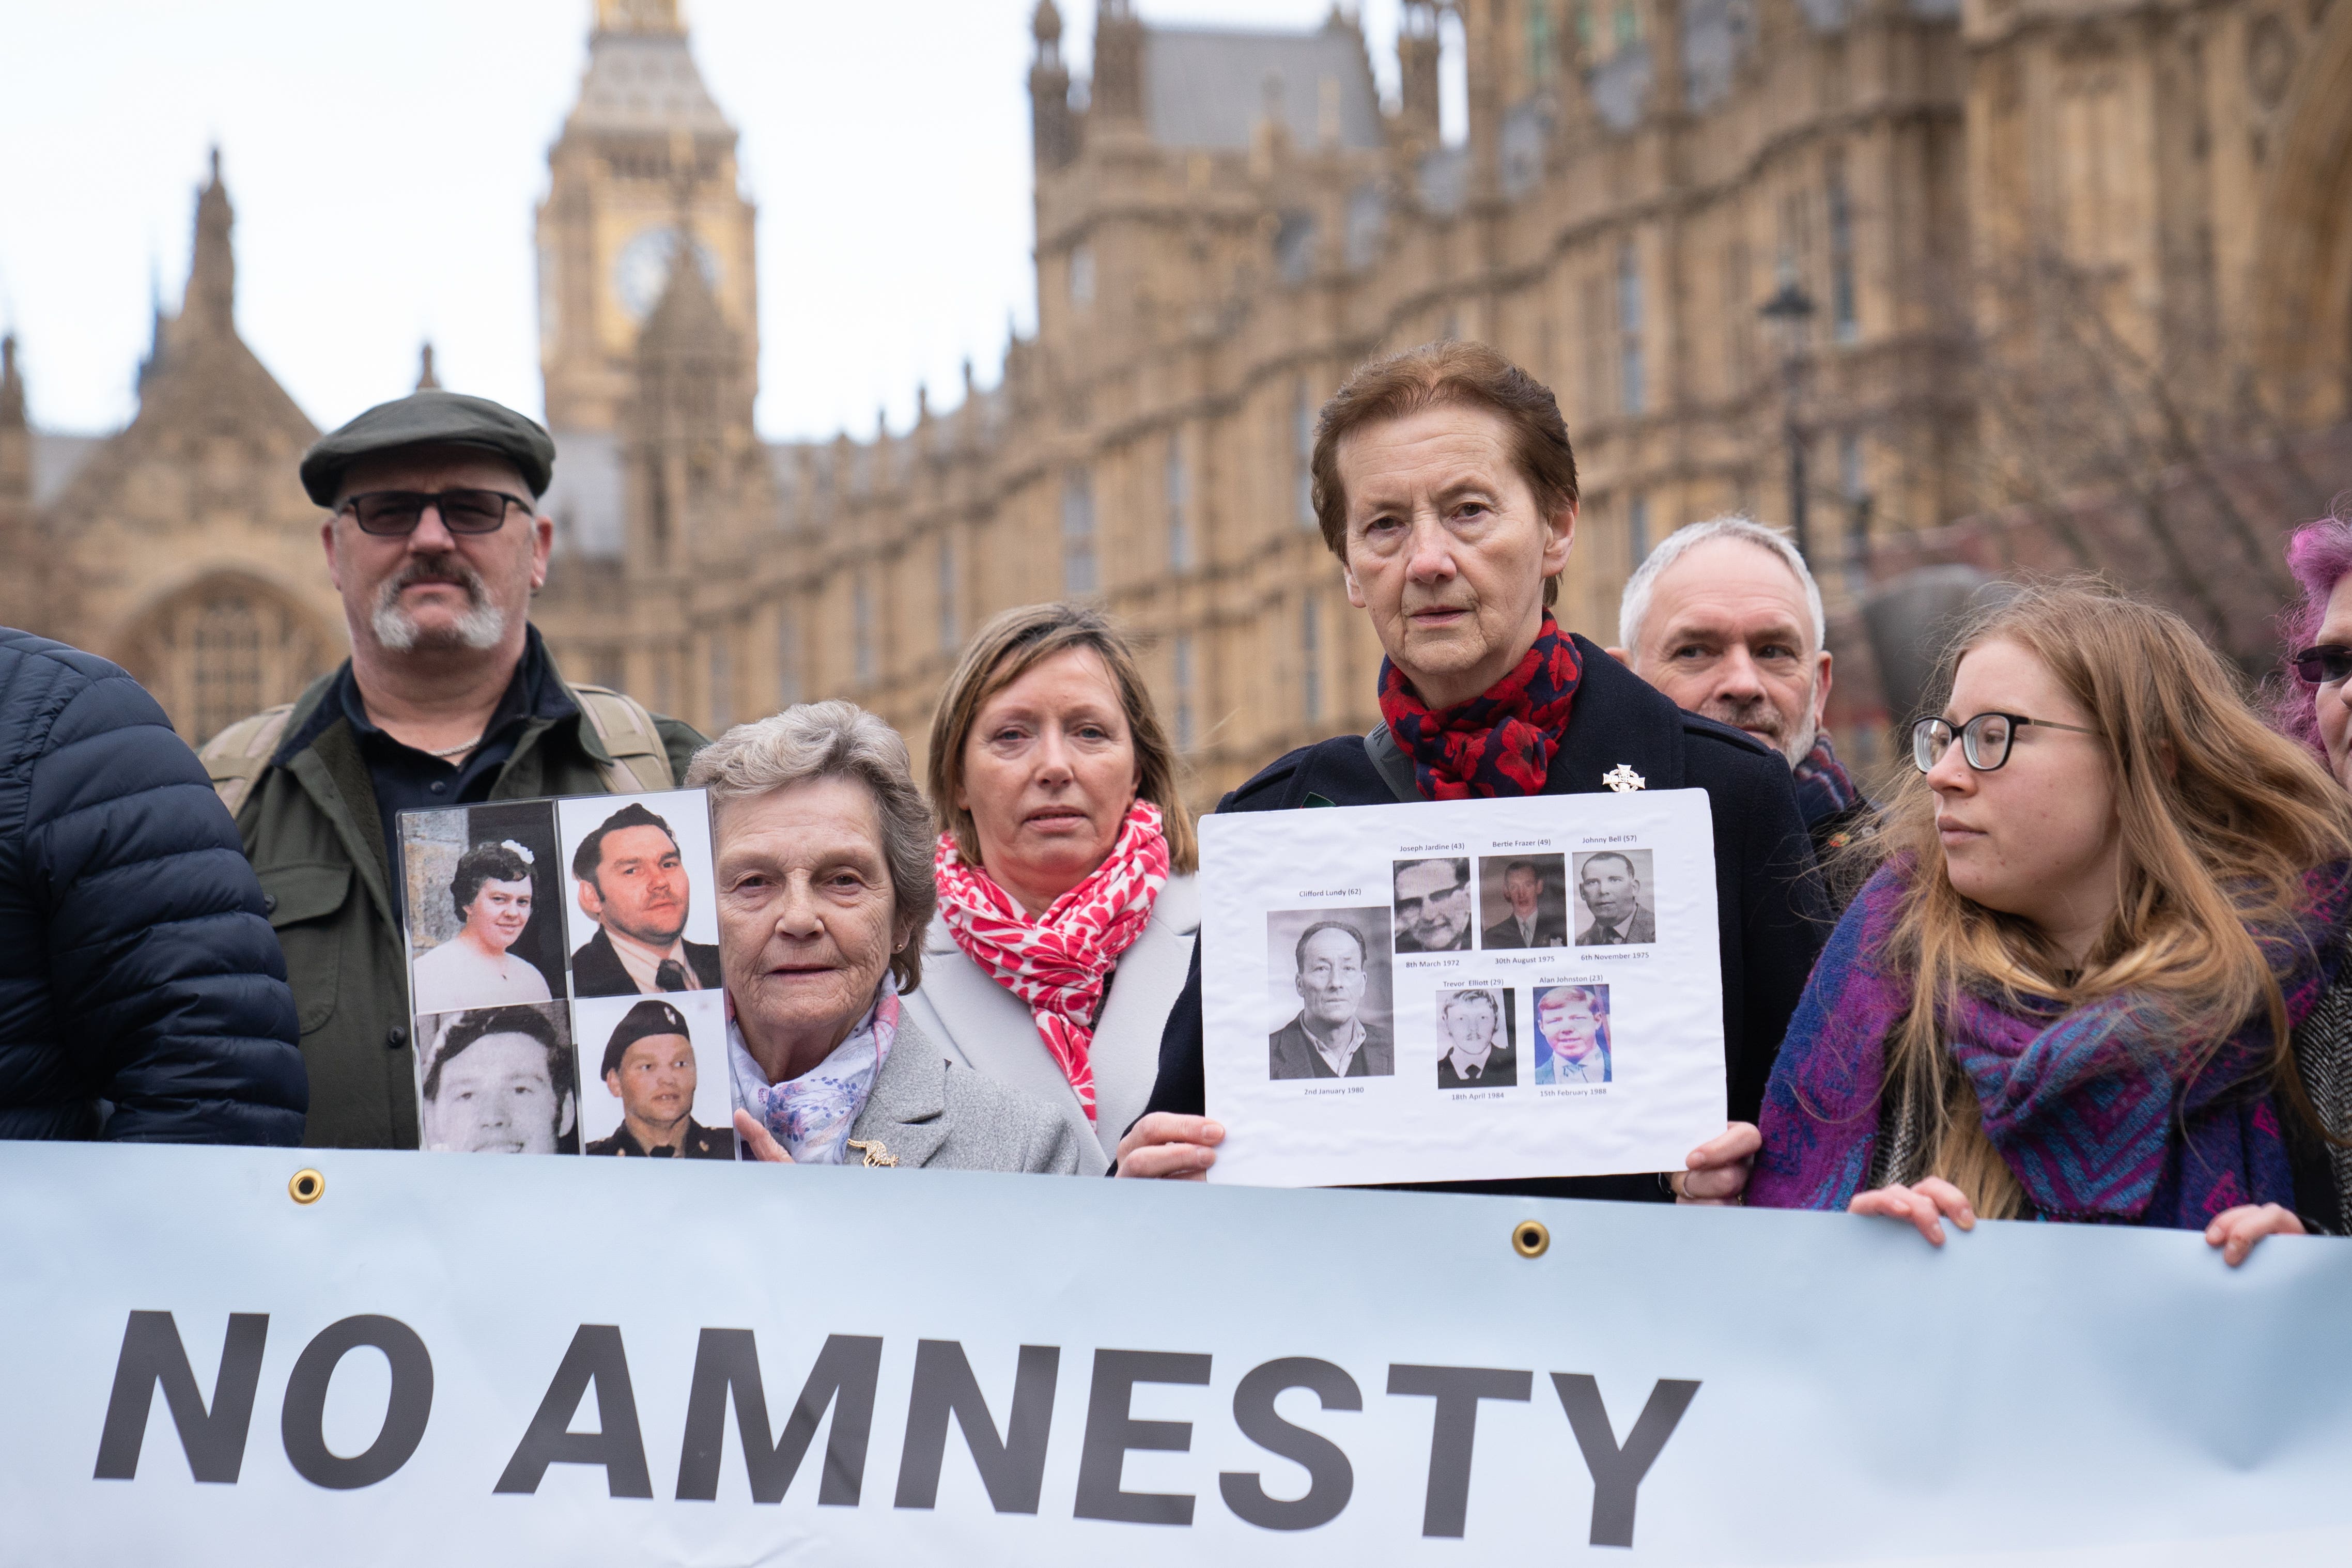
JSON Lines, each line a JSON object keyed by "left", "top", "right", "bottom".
{"left": 299, "top": 389, "right": 556, "bottom": 508}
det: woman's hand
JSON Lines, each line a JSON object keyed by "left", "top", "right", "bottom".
{"left": 1670, "top": 1122, "right": 1760, "bottom": 1204}
{"left": 1848, "top": 1177, "right": 1975, "bottom": 1245}
{"left": 735, "top": 1109, "right": 793, "bottom": 1164}
{"left": 1113, "top": 1113, "right": 1223, "bottom": 1179}
{"left": 2204, "top": 1203, "right": 2304, "bottom": 1267}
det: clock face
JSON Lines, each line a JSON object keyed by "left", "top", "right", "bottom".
{"left": 613, "top": 226, "right": 719, "bottom": 320}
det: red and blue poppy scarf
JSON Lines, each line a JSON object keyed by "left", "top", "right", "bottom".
{"left": 1377, "top": 613, "right": 1583, "bottom": 799}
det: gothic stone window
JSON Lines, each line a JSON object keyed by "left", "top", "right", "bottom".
{"left": 1165, "top": 432, "right": 1192, "bottom": 572}
{"left": 133, "top": 581, "right": 332, "bottom": 747}
{"left": 1062, "top": 470, "right": 1099, "bottom": 595}
{"left": 1617, "top": 240, "right": 1647, "bottom": 416}
{"left": 853, "top": 577, "right": 877, "bottom": 687}
{"left": 1827, "top": 153, "right": 1859, "bottom": 344}
{"left": 1301, "top": 593, "right": 1324, "bottom": 724}
{"left": 1173, "top": 632, "right": 1197, "bottom": 753}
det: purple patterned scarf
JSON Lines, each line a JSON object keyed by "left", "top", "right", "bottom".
{"left": 1751, "top": 860, "right": 2352, "bottom": 1225}
{"left": 1790, "top": 733, "right": 1864, "bottom": 829}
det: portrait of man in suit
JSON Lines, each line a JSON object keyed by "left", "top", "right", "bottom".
{"left": 1575, "top": 850, "right": 1657, "bottom": 946}
{"left": 1479, "top": 856, "right": 1569, "bottom": 949}
{"left": 1435, "top": 987, "right": 1517, "bottom": 1089}
{"left": 1268, "top": 918, "right": 1396, "bottom": 1080}
{"left": 569, "top": 801, "right": 722, "bottom": 997}
{"left": 1391, "top": 856, "right": 1474, "bottom": 953}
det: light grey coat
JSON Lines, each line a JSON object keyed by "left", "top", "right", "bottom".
{"left": 898, "top": 873, "right": 1199, "bottom": 1169}
{"left": 840, "top": 1012, "right": 1088, "bottom": 1175}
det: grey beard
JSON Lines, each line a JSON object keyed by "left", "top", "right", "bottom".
{"left": 1699, "top": 690, "right": 1819, "bottom": 769}
{"left": 370, "top": 561, "right": 508, "bottom": 653}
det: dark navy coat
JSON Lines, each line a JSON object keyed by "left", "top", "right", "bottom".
{"left": 1139, "top": 635, "right": 1831, "bottom": 1201}
{"left": 0, "top": 630, "right": 304, "bottom": 1143}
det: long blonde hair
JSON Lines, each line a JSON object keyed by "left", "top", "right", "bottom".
{"left": 1879, "top": 583, "right": 2352, "bottom": 1215}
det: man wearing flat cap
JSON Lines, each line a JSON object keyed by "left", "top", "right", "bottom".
{"left": 199, "top": 389, "right": 705, "bottom": 1151}
{"left": 584, "top": 999, "right": 730, "bottom": 1158}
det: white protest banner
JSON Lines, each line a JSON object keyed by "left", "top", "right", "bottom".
{"left": 1198, "top": 790, "right": 1724, "bottom": 1186}
{"left": 9, "top": 1142, "right": 2352, "bottom": 1565}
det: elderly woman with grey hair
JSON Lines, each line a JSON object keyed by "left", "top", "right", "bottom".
{"left": 686, "top": 701, "right": 1090, "bottom": 1174}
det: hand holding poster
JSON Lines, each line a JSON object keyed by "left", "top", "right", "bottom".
{"left": 397, "top": 788, "right": 735, "bottom": 1161}
{"left": 1199, "top": 791, "right": 1724, "bottom": 1187}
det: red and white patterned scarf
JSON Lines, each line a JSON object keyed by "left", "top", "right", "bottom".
{"left": 933, "top": 800, "right": 1172, "bottom": 1122}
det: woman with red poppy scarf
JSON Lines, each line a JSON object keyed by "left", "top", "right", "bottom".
{"left": 1119, "top": 341, "right": 1830, "bottom": 1202}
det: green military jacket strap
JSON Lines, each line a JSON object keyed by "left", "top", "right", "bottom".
{"left": 227, "top": 658, "right": 706, "bottom": 1151}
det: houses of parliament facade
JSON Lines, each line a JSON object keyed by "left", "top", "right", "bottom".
{"left": 3, "top": 0, "right": 2348, "bottom": 807}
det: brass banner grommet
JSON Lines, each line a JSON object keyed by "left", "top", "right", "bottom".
{"left": 1511, "top": 1220, "right": 1550, "bottom": 1258}
{"left": 288, "top": 1168, "right": 326, "bottom": 1205}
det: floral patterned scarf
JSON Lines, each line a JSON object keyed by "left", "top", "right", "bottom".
{"left": 934, "top": 800, "right": 1172, "bottom": 1122}
{"left": 1377, "top": 613, "right": 1582, "bottom": 799}
{"left": 729, "top": 986, "right": 898, "bottom": 1165}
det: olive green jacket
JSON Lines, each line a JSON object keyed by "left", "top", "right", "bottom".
{"left": 213, "top": 661, "right": 704, "bottom": 1150}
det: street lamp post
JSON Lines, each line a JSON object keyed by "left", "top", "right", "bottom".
{"left": 1758, "top": 278, "right": 1817, "bottom": 565}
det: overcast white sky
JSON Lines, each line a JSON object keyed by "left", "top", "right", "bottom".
{"left": 1, "top": 1, "right": 1454, "bottom": 442}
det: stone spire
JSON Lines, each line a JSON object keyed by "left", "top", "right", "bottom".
{"left": 136, "top": 254, "right": 168, "bottom": 393}
{"left": 1092, "top": 0, "right": 1145, "bottom": 126}
{"left": 181, "top": 148, "right": 236, "bottom": 338}
{"left": 1029, "top": 1, "right": 1077, "bottom": 170}
{"left": 0, "top": 335, "right": 24, "bottom": 432}
{"left": 1397, "top": 1, "right": 1443, "bottom": 150}
{"left": 414, "top": 343, "right": 441, "bottom": 391}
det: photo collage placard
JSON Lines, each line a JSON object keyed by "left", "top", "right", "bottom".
{"left": 396, "top": 788, "right": 735, "bottom": 1160}
{"left": 1200, "top": 790, "right": 1726, "bottom": 1188}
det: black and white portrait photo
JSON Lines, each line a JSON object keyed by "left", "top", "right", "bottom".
{"left": 1476, "top": 853, "right": 1569, "bottom": 949}
{"left": 399, "top": 801, "right": 565, "bottom": 1016}
{"left": 556, "top": 790, "right": 722, "bottom": 1000}
{"left": 1264, "top": 907, "right": 1396, "bottom": 1080}
{"left": 1391, "top": 856, "right": 1474, "bottom": 953}
{"left": 1435, "top": 987, "right": 1518, "bottom": 1089}
{"left": 1573, "top": 849, "right": 1658, "bottom": 946}
{"left": 575, "top": 992, "right": 735, "bottom": 1159}
{"left": 415, "top": 1002, "right": 579, "bottom": 1156}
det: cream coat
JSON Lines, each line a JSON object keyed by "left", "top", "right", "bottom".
{"left": 898, "top": 873, "right": 1200, "bottom": 1169}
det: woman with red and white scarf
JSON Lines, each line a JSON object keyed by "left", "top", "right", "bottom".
{"left": 1118, "top": 341, "right": 1830, "bottom": 1198}
{"left": 901, "top": 603, "right": 1201, "bottom": 1171}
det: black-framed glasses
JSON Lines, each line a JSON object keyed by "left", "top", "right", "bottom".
{"left": 339, "top": 489, "right": 531, "bottom": 536}
{"left": 1911, "top": 711, "right": 2099, "bottom": 774}
{"left": 2292, "top": 645, "right": 2352, "bottom": 688}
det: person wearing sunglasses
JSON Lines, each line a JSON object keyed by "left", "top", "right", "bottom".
{"left": 1744, "top": 583, "right": 2352, "bottom": 1267}
{"left": 195, "top": 389, "right": 704, "bottom": 1151}
{"left": 2276, "top": 494, "right": 2352, "bottom": 793}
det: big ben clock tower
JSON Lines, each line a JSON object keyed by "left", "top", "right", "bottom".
{"left": 537, "top": 0, "right": 759, "bottom": 433}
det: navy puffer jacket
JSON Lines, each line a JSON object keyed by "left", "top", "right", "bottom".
{"left": 0, "top": 629, "right": 304, "bottom": 1143}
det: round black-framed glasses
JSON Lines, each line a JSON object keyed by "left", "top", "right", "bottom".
{"left": 1911, "top": 711, "right": 2099, "bottom": 774}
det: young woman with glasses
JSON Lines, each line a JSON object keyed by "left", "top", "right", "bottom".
{"left": 1746, "top": 583, "right": 2352, "bottom": 1265}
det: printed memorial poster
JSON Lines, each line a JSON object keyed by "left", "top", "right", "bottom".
{"left": 397, "top": 788, "right": 734, "bottom": 1159}
{"left": 1198, "top": 790, "right": 1723, "bottom": 1187}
